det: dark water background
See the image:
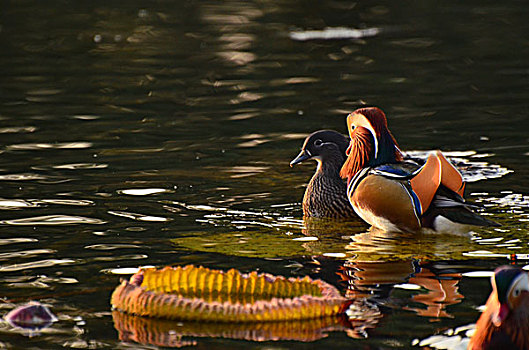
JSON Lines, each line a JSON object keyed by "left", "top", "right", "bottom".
{"left": 0, "top": 0, "right": 528, "bottom": 348}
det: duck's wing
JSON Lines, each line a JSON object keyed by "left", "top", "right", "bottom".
{"left": 368, "top": 162, "right": 424, "bottom": 219}
{"left": 427, "top": 186, "right": 500, "bottom": 227}
{"left": 371, "top": 161, "right": 421, "bottom": 179}
{"left": 370, "top": 156, "right": 500, "bottom": 228}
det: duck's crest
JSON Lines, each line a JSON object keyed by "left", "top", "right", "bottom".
{"left": 340, "top": 107, "right": 403, "bottom": 181}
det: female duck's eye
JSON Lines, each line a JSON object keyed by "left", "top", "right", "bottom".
{"left": 314, "top": 139, "right": 323, "bottom": 147}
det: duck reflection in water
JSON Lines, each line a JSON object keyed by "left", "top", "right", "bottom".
{"left": 338, "top": 259, "right": 463, "bottom": 321}
{"left": 405, "top": 266, "right": 463, "bottom": 320}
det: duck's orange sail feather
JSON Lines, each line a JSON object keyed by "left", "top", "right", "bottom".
{"left": 437, "top": 151, "right": 465, "bottom": 196}
{"left": 410, "top": 151, "right": 465, "bottom": 214}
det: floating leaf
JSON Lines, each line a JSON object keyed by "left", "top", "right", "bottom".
{"left": 4, "top": 301, "right": 58, "bottom": 330}
{"left": 111, "top": 265, "right": 347, "bottom": 322}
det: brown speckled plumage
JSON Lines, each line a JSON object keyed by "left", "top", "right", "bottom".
{"left": 291, "top": 130, "right": 356, "bottom": 219}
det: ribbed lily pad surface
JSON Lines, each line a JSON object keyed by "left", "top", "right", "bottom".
{"left": 111, "top": 265, "right": 347, "bottom": 322}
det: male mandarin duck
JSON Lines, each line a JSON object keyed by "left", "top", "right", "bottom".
{"left": 339, "top": 107, "right": 499, "bottom": 233}
{"left": 290, "top": 130, "right": 356, "bottom": 218}
{"left": 470, "top": 265, "right": 529, "bottom": 350}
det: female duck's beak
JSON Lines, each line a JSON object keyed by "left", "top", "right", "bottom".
{"left": 290, "top": 149, "right": 312, "bottom": 167}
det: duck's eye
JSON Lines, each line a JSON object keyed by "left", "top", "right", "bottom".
{"left": 514, "top": 288, "right": 521, "bottom": 297}
{"left": 314, "top": 139, "right": 323, "bottom": 147}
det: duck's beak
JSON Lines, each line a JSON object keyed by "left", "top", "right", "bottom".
{"left": 290, "top": 149, "right": 311, "bottom": 167}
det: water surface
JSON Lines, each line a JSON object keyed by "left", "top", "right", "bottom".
{"left": 0, "top": 1, "right": 528, "bottom": 348}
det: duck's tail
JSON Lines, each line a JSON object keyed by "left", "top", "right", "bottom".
{"left": 423, "top": 187, "right": 501, "bottom": 228}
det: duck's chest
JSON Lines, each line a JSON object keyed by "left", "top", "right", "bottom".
{"left": 303, "top": 174, "right": 354, "bottom": 218}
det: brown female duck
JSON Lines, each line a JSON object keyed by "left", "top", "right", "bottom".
{"left": 290, "top": 130, "right": 356, "bottom": 219}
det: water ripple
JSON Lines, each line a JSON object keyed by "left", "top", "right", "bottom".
{"left": 0, "top": 238, "right": 38, "bottom": 246}
{"left": 117, "top": 188, "right": 171, "bottom": 196}
{"left": 38, "top": 276, "right": 78, "bottom": 284}
{"left": 479, "top": 192, "right": 529, "bottom": 208}
{"left": 0, "top": 126, "right": 37, "bottom": 133}
{"left": 0, "top": 200, "right": 39, "bottom": 209}
{"left": 404, "top": 150, "right": 512, "bottom": 182}
{"left": 6, "top": 142, "right": 92, "bottom": 151}
{"left": 270, "top": 77, "right": 320, "bottom": 86}
{"left": 222, "top": 165, "right": 270, "bottom": 178}
{"left": 461, "top": 271, "right": 494, "bottom": 278}
{"left": 0, "top": 173, "right": 48, "bottom": 181}
{"left": 0, "top": 215, "right": 106, "bottom": 225}
{"left": 217, "top": 51, "right": 256, "bottom": 65}
{"left": 71, "top": 115, "right": 100, "bottom": 120}
{"left": 53, "top": 163, "right": 108, "bottom": 170}
{"left": 38, "top": 199, "right": 94, "bottom": 206}
{"left": 107, "top": 211, "right": 170, "bottom": 222}
{"left": 228, "top": 112, "right": 259, "bottom": 121}
{"left": 462, "top": 250, "right": 509, "bottom": 258}
{"left": 290, "top": 27, "right": 381, "bottom": 41}
{"left": 104, "top": 267, "right": 146, "bottom": 275}
{"left": 0, "top": 199, "right": 93, "bottom": 209}
{"left": 0, "top": 259, "right": 77, "bottom": 272}
{"left": 2, "top": 275, "right": 78, "bottom": 288}
{"left": 0, "top": 249, "right": 55, "bottom": 261}
{"left": 84, "top": 244, "right": 142, "bottom": 250}
{"left": 91, "top": 254, "right": 148, "bottom": 262}
{"left": 26, "top": 88, "right": 63, "bottom": 96}
{"left": 413, "top": 324, "right": 474, "bottom": 349}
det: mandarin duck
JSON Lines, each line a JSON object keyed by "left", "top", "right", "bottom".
{"left": 469, "top": 265, "right": 529, "bottom": 350}
{"left": 339, "top": 107, "right": 499, "bottom": 233}
{"left": 290, "top": 130, "right": 357, "bottom": 218}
